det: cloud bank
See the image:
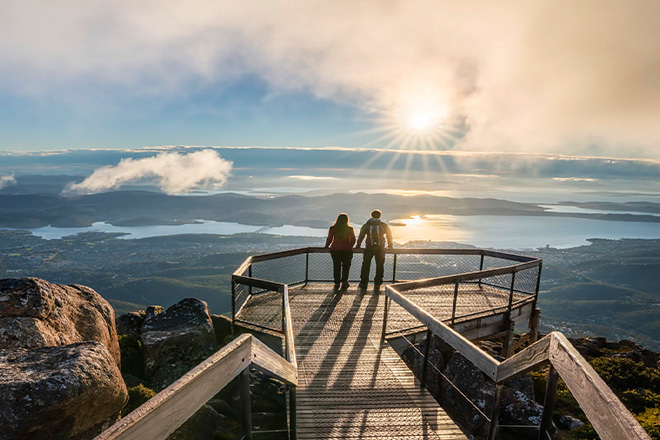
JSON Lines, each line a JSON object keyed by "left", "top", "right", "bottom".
{"left": 63, "top": 150, "right": 232, "bottom": 195}
{"left": 2, "top": 1, "right": 660, "bottom": 156}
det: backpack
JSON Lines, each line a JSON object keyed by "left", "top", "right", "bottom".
{"left": 369, "top": 222, "right": 381, "bottom": 247}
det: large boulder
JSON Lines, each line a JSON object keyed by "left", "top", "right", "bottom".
{"left": 0, "top": 277, "right": 127, "bottom": 439}
{"left": 0, "top": 342, "right": 128, "bottom": 440}
{"left": 142, "top": 298, "right": 217, "bottom": 390}
{"left": 0, "top": 277, "right": 120, "bottom": 366}
{"left": 116, "top": 310, "right": 146, "bottom": 338}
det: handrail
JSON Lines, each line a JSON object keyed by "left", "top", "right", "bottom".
{"left": 95, "top": 334, "right": 297, "bottom": 440}
{"left": 384, "top": 285, "right": 651, "bottom": 440}
{"left": 385, "top": 284, "right": 499, "bottom": 381}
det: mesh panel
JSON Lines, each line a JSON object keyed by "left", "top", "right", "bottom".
{"left": 481, "top": 272, "right": 514, "bottom": 291}
{"left": 234, "top": 282, "right": 251, "bottom": 317}
{"left": 482, "top": 255, "right": 516, "bottom": 270}
{"left": 514, "top": 266, "right": 540, "bottom": 295}
{"left": 393, "top": 253, "right": 480, "bottom": 282}
{"left": 251, "top": 253, "right": 306, "bottom": 286}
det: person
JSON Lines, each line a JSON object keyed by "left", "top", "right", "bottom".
{"left": 324, "top": 213, "right": 356, "bottom": 290}
{"left": 355, "top": 209, "right": 393, "bottom": 289}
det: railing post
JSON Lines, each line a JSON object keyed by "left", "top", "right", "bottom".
{"left": 240, "top": 369, "right": 252, "bottom": 440}
{"left": 506, "top": 270, "right": 516, "bottom": 320}
{"left": 305, "top": 249, "right": 310, "bottom": 284}
{"left": 231, "top": 279, "right": 236, "bottom": 334}
{"left": 538, "top": 365, "right": 559, "bottom": 440}
{"left": 248, "top": 265, "right": 253, "bottom": 296}
{"left": 392, "top": 252, "right": 397, "bottom": 282}
{"left": 420, "top": 328, "right": 433, "bottom": 388}
{"left": 532, "top": 262, "right": 543, "bottom": 310}
{"left": 282, "top": 286, "right": 287, "bottom": 343}
{"left": 451, "top": 281, "right": 459, "bottom": 326}
{"left": 487, "top": 383, "right": 503, "bottom": 440}
{"left": 478, "top": 252, "right": 484, "bottom": 288}
{"left": 381, "top": 294, "right": 390, "bottom": 343}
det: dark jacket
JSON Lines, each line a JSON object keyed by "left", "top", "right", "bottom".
{"left": 325, "top": 225, "right": 356, "bottom": 251}
{"left": 356, "top": 218, "right": 393, "bottom": 248}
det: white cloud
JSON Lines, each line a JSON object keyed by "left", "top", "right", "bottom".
{"left": 2, "top": 0, "right": 660, "bottom": 159}
{"left": 63, "top": 150, "right": 232, "bottom": 195}
{"left": 0, "top": 175, "right": 17, "bottom": 189}
{"left": 288, "top": 175, "right": 338, "bottom": 181}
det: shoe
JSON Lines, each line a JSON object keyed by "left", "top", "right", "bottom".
{"left": 341, "top": 283, "right": 350, "bottom": 290}
{"left": 333, "top": 283, "right": 340, "bottom": 290}
{"left": 358, "top": 283, "right": 368, "bottom": 289}
{"left": 374, "top": 283, "right": 382, "bottom": 290}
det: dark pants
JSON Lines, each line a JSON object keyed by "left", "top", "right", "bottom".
{"left": 330, "top": 250, "right": 353, "bottom": 285}
{"left": 360, "top": 246, "right": 386, "bottom": 286}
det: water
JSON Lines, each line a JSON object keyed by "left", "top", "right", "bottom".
{"left": 5, "top": 215, "right": 660, "bottom": 250}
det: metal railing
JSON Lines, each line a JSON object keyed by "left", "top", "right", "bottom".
{"left": 384, "top": 282, "right": 652, "bottom": 440}
{"left": 231, "top": 247, "right": 542, "bottom": 335}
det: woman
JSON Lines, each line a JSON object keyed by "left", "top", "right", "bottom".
{"left": 324, "top": 213, "right": 356, "bottom": 290}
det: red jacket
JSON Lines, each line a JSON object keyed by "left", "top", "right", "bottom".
{"left": 325, "top": 225, "right": 356, "bottom": 251}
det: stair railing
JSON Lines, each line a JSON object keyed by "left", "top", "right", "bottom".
{"left": 383, "top": 283, "right": 651, "bottom": 440}
{"left": 94, "top": 333, "right": 297, "bottom": 440}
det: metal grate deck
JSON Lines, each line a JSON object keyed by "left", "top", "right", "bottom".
{"left": 291, "top": 285, "right": 469, "bottom": 440}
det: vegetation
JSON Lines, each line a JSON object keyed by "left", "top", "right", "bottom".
{"left": 530, "top": 340, "right": 660, "bottom": 439}
{"left": 123, "top": 385, "right": 156, "bottom": 417}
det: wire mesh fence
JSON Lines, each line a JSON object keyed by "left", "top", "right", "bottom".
{"left": 232, "top": 247, "right": 541, "bottom": 338}
{"left": 251, "top": 252, "right": 307, "bottom": 287}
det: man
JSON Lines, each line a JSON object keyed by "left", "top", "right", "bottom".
{"left": 355, "top": 209, "right": 393, "bottom": 289}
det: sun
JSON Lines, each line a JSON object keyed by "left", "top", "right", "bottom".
{"left": 349, "top": 83, "right": 464, "bottom": 153}
{"left": 406, "top": 110, "right": 439, "bottom": 133}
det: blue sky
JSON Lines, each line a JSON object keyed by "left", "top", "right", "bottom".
{"left": 1, "top": 1, "right": 660, "bottom": 161}
{"left": 0, "top": 75, "right": 373, "bottom": 150}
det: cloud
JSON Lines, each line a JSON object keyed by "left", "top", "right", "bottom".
{"left": 288, "top": 175, "right": 338, "bottom": 181}
{"left": 0, "top": 175, "right": 17, "bottom": 189}
{"left": 63, "top": 150, "right": 232, "bottom": 195}
{"left": 3, "top": 1, "right": 660, "bottom": 157}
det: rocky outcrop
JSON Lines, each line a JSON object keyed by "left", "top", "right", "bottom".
{"left": 115, "top": 310, "right": 146, "bottom": 339}
{"left": 570, "top": 336, "right": 659, "bottom": 368}
{"left": 0, "top": 278, "right": 127, "bottom": 440}
{"left": 141, "top": 298, "right": 217, "bottom": 390}
{"left": 0, "top": 342, "right": 127, "bottom": 440}
{"left": 0, "top": 277, "right": 121, "bottom": 366}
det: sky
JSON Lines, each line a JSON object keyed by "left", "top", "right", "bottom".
{"left": 1, "top": 0, "right": 660, "bottom": 158}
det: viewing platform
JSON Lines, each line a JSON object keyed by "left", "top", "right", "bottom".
{"left": 233, "top": 248, "right": 542, "bottom": 439}
{"left": 98, "top": 247, "right": 651, "bottom": 440}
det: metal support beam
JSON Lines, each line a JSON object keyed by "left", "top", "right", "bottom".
{"left": 231, "top": 280, "right": 236, "bottom": 334}
{"left": 487, "top": 384, "right": 503, "bottom": 440}
{"left": 392, "top": 253, "right": 397, "bottom": 282}
{"left": 538, "top": 365, "right": 559, "bottom": 440}
{"left": 381, "top": 295, "right": 390, "bottom": 343}
{"left": 288, "top": 386, "right": 297, "bottom": 440}
{"left": 240, "top": 369, "right": 252, "bottom": 440}
{"left": 451, "top": 281, "right": 459, "bottom": 326}
{"left": 421, "top": 329, "right": 433, "bottom": 388}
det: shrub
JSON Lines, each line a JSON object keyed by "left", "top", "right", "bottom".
{"left": 637, "top": 407, "right": 660, "bottom": 439}
{"left": 621, "top": 389, "right": 660, "bottom": 414}
{"left": 118, "top": 333, "right": 145, "bottom": 379}
{"left": 590, "top": 357, "right": 660, "bottom": 392}
{"left": 123, "top": 384, "right": 156, "bottom": 417}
